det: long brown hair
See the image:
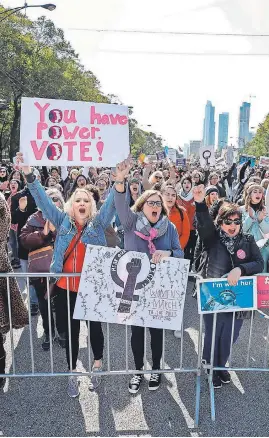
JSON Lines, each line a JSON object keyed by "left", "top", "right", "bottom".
{"left": 132, "top": 190, "right": 168, "bottom": 216}
{"left": 244, "top": 184, "right": 264, "bottom": 212}
{"left": 161, "top": 184, "right": 186, "bottom": 216}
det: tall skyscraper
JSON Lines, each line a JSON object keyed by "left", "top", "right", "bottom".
{"left": 203, "top": 100, "right": 215, "bottom": 147}
{"left": 190, "top": 140, "right": 202, "bottom": 156}
{"left": 238, "top": 102, "right": 251, "bottom": 148}
{"left": 218, "top": 112, "right": 229, "bottom": 150}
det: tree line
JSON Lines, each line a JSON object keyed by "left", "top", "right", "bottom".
{"left": 0, "top": 6, "right": 163, "bottom": 160}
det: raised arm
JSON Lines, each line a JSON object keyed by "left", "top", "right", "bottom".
{"left": 142, "top": 164, "right": 152, "bottom": 191}
{"left": 16, "top": 153, "right": 65, "bottom": 229}
{"left": 193, "top": 184, "right": 217, "bottom": 247}
{"left": 113, "top": 156, "right": 137, "bottom": 232}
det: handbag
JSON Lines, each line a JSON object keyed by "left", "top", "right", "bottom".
{"left": 28, "top": 245, "right": 53, "bottom": 273}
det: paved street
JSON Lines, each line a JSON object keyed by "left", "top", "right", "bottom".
{"left": 1, "top": 280, "right": 269, "bottom": 437}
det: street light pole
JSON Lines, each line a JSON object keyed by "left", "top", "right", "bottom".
{"left": 0, "top": 3, "right": 56, "bottom": 23}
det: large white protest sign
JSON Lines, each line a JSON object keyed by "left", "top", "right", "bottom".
{"left": 167, "top": 148, "right": 177, "bottom": 163}
{"left": 73, "top": 245, "right": 190, "bottom": 330}
{"left": 20, "top": 97, "right": 129, "bottom": 166}
{"left": 199, "top": 145, "right": 215, "bottom": 168}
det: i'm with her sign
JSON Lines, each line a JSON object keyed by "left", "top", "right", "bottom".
{"left": 20, "top": 97, "right": 129, "bottom": 166}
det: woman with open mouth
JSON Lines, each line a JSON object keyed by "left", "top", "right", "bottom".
{"left": 114, "top": 163, "right": 183, "bottom": 394}
{"left": 15, "top": 152, "right": 122, "bottom": 399}
{"left": 240, "top": 184, "right": 269, "bottom": 271}
{"left": 193, "top": 184, "right": 263, "bottom": 389}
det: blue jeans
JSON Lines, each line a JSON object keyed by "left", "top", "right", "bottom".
{"left": 18, "top": 259, "right": 38, "bottom": 305}
{"left": 8, "top": 229, "right": 20, "bottom": 264}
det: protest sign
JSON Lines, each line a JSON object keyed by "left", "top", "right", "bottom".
{"left": 156, "top": 151, "right": 166, "bottom": 161}
{"left": 74, "top": 245, "right": 190, "bottom": 330}
{"left": 199, "top": 146, "right": 215, "bottom": 168}
{"left": 144, "top": 154, "right": 157, "bottom": 164}
{"left": 257, "top": 275, "right": 269, "bottom": 309}
{"left": 259, "top": 156, "right": 269, "bottom": 167}
{"left": 239, "top": 155, "right": 256, "bottom": 168}
{"left": 20, "top": 97, "right": 129, "bottom": 166}
{"left": 176, "top": 158, "right": 186, "bottom": 167}
{"left": 138, "top": 153, "right": 146, "bottom": 163}
{"left": 167, "top": 148, "right": 177, "bottom": 163}
{"left": 226, "top": 146, "right": 234, "bottom": 167}
{"left": 197, "top": 277, "right": 257, "bottom": 314}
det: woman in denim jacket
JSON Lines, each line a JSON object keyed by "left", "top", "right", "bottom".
{"left": 16, "top": 153, "right": 121, "bottom": 399}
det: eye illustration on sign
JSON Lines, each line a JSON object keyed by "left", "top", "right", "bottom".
{"left": 110, "top": 250, "right": 156, "bottom": 314}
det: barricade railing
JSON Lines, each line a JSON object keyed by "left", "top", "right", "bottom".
{"left": 0, "top": 272, "right": 203, "bottom": 428}
{"left": 197, "top": 273, "right": 269, "bottom": 423}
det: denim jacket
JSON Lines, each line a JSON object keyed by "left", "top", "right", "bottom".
{"left": 26, "top": 176, "right": 116, "bottom": 275}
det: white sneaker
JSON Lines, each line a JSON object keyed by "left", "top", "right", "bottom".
{"left": 174, "top": 330, "right": 181, "bottom": 339}
{"left": 67, "top": 376, "right": 79, "bottom": 398}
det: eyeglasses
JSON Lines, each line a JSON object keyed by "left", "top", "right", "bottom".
{"left": 223, "top": 219, "right": 241, "bottom": 225}
{"left": 146, "top": 200, "right": 162, "bottom": 207}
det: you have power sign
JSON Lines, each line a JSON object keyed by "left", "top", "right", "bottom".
{"left": 20, "top": 97, "right": 129, "bottom": 166}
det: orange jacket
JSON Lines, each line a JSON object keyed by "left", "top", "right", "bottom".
{"left": 57, "top": 223, "right": 85, "bottom": 292}
{"left": 177, "top": 197, "right": 196, "bottom": 231}
{"left": 168, "top": 206, "right": 190, "bottom": 249}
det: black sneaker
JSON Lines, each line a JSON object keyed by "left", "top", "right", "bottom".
{"left": 212, "top": 371, "right": 222, "bottom": 389}
{"left": 128, "top": 374, "right": 143, "bottom": 394}
{"left": 219, "top": 370, "right": 231, "bottom": 384}
{"left": 148, "top": 373, "right": 161, "bottom": 391}
{"left": 42, "top": 333, "right": 55, "bottom": 351}
{"left": 30, "top": 304, "right": 39, "bottom": 316}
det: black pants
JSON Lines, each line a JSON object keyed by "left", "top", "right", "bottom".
{"left": 0, "top": 333, "right": 5, "bottom": 375}
{"left": 184, "top": 230, "right": 197, "bottom": 269}
{"left": 203, "top": 313, "right": 243, "bottom": 366}
{"left": 131, "top": 326, "right": 163, "bottom": 370}
{"left": 56, "top": 287, "right": 104, "bottom": 370}
{"left": 32, "top": 279, "right": 65, "bottom": 336}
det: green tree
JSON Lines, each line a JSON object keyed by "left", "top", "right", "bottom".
{"left": 244, "top": 113, "right": 269, "bottom": 158}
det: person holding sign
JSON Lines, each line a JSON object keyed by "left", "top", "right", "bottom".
{"left": 113, "top": 163, "right": 183, "bottom": 394}
{"left": 193, "top": 184, "right": 263, "bottom": 389}
{"left": 15, "top": 152, "right": 121, "bottom": 399}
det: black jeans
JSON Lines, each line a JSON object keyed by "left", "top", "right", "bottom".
{"left": 184, "top": 230, "right": 197, "bottom": 269}
{"left": 203, "top": 313, "right": 243, "bottom": 366}
{"left": 32, "top": 279, "right": 65, "bottom": 336}
{"left": 131, "top": 326, "right": 163, "bottom": 370}
{"left": 0, "top": 333, "right": 5, "bottom": 375}
{"left": 55, "top": 286, "right": 104, "bottom": 370}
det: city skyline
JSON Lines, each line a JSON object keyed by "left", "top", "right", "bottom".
{"left": 238, "top": 101, "right": 251, "bottom": 149}
{"left": 218, "top": 112, "right": 229, "bottom": 150}
{"left": 202, "top": 100, "right": 215, "bottom": 147}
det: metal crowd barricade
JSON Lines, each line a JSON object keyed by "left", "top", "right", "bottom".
{"left": 198, "top": 273, "right": 269, "bottom": 423}
{"left": 0, "top": 271, "right": 204, "bottom": 427}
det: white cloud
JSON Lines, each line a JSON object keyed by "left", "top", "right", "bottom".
{"left": 2, "top": 0, "right": 269, "bottom": 147}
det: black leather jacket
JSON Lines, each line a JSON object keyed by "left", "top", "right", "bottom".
{"left": 195, "top": 201, "right": 264, "bottom": 279}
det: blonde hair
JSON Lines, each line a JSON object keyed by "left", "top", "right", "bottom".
{"left": 149, "top": 171, "right": 163, "bottom": 185}
{"left": 64, "top": 188, "right": 97, "bottom": 220}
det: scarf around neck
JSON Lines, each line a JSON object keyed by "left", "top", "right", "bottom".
{"left": 219, "top": 228, "right": 242, "bottom": 255}
{"left": 178, "top": 189, "right": 193, "bottom": 202}
{"left": 134, "top": 212, "right": 169, "bottom": 254}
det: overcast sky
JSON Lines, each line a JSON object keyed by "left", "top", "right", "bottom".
{"left": 2, "top": 0, "right": 269, "bottom": 148}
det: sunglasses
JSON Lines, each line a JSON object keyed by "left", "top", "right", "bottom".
{"left": 223, "top": 219, "right": 241, "bottom": 225}
{"left": 146, "top": 200, "right": 162, "bottom": 207}
{"left": 155, "top": 176, "right": 163, "bottom": 180}
{"left": 51, "top": 197, "right": 60, "bottom": 203}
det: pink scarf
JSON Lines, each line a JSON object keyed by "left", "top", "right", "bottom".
{"left": 134, "top": 228, "right": 158, "bottom": 254}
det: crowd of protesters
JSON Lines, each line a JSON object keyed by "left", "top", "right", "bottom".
{"left": 0, "top": 152, "right": 268, "bottom": 396}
